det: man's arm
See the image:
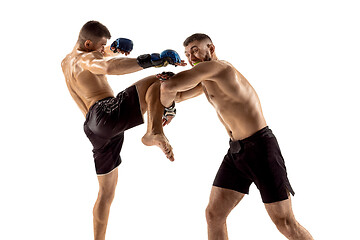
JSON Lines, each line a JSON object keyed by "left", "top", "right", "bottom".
{"left": 160, "top": 61, "right": 224, "bottom": 107}
{"left": 174, "top": 83, "right": 203, "bottom": 103}
{"left": 80, "top": 51, "right": 142, "bottom": 75}
{"left": 81, "top": 49, "right": 185, "bottom": 76}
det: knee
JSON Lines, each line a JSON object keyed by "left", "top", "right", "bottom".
{"left": 98, "top": 187, "right": 116, "bottom": 204}
{"left": 93, "top": 189, "right": 116, "bottom": 223}
{"left": 146, "top": 81, "right": 160, "bottom": 99}
{"left": 205, "top": 205, "right": 227, "bottom": 226}
{"left": 273, "top": 216, "right": 299, "bottom": 237}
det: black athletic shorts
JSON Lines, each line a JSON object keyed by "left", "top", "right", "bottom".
{"left": 213, "top": 127, "right": 295, "bottom": 203}
{"left": 83, "top": 85, "right": 144, "bottom": 175}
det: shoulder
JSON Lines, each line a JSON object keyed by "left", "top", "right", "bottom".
{"left": 193, "top": 60, "right": 234, "bottom": 78}
{"left": 196, "top": 60, "right": 232, "bottom": 71}
{"left": 61, "top": 54, "right": 70, "bottom": 69}
{"left": 80, "top": 51, "right": 104, "bottom": 62}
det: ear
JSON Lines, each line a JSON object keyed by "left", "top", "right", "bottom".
{"left": 208, "top": 44, "right": 215, "bottom": 55}
{"left": 84, "top": 40, "right": 93, "bottom": 50}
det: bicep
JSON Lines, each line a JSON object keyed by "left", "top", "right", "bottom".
{"left": 82, "top": 54, "right": 142, "bottom": 75}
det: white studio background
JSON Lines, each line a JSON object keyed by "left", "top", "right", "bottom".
{"left": 1, "top": 0, "right": 359, "bottom": 239}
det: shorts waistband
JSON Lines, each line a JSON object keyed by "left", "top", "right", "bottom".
{"left": 85, "top": 96, "right": 114, "bottom": 123}
{"left": 229, "top": 126, "right": 272, "bottom": 153}
{"left": 241, "top": 126, "right": 272, "bottom": 142}
{"left": 94, "top": 97, "right": 114, "bottom": 105}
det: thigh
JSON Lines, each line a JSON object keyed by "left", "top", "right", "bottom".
{"left": 213, "top": 154, "right": 253, "bottom": 195}
{"left": 208, "top": 186, "right": 245, "bottom": 215}
{"left": 133, "top": 75, "right": 159, "bottom": 114}
{"left": 93, "top": 133, "right": 124, "bottom": 175}
{"left": 86, "top": 86, "right": 143, "bottom": 138}
{"left": 264, "top": 193, "right": 296, "bottom": 223}
{"left": 252, "top": 136, "right": 295, "bottom": 203}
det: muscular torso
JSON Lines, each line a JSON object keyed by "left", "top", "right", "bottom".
{"left": 201, "top": 61, "right": 267, "bottom": 140}
{"left": 61, "top": 49, "right": 114, "bottom": 117}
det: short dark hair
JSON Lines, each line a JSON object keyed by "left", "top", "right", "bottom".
{"left": 183, "top": 33, "right": 212, "bottom": 47}
{"left": 77, "top": 20, "right": 111, "bottom": 45}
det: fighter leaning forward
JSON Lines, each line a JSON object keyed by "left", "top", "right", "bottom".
{"left": 159, "top": 33, "right": 314, "bottom": 240}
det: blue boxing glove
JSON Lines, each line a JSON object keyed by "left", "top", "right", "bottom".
{"left": 110, "top": 38, "right": 133, "bottom": 53}
{"left": 137, "top": 49, "right": 182, "bottom": 69}
{"left": 160, "top": 50, "right": 182, "bottom": 65}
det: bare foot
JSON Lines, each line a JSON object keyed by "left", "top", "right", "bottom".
{"left": 142, "top": 133, "right": 174, "bottom": 161}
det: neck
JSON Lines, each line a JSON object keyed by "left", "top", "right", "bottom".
{"left": 212, "top": 53, "right": 218, "bottom": 61}
{"left": 75, "top": 42, "right": 87, "bottom": 52}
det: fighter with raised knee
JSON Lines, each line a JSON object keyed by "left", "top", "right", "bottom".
{"left": 159, "top": 33, "right": 313, "bottom": 240}
{"left": 61, "top": 20, "right": 185, "bottom": 240}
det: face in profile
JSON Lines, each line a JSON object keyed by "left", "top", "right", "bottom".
{"left": 84, "top": 37, "right": 108, "bottom": 54}
{"left": 184, "top": 40, "right": 214, "bottom": 67}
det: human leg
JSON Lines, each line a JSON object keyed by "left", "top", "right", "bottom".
{"left": 206, "top": 186, "right": 245, "bottom": 240}
{"left": 132, "top": 75, "right": 174, "bottom": 161}
{"left": 207, "top": 146, "right": 253, "bottom": 239}
{"left": 264, "top": 194, "right": 313, "bottom": 240}
{"left": 93, "top": 168, "right": 118, "bottom": 240}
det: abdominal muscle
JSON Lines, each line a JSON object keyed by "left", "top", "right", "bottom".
{"left": 217, "top": 103, "right": 267, "bottom": 141}
{"left": 202, "top": 69, "right": 267, "bottom": 141}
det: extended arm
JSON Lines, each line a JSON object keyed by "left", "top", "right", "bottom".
{"left": 174, "top": 83, "right": 203, "bottom": 103}
{"left": 81, "top": 49, "right": 185, "bottom": 76}
{"left": 160, "top": 61, "right": 220, "bottom": 107}
{"left": 80, "top": 51, "right": 142, "bottom": 75}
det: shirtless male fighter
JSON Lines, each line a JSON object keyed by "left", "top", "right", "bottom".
{"left": 159, "top": 34, "right": 313, "bottom": 239}
{"left": 61, "top": 21, "right": 185, "bottom": 240}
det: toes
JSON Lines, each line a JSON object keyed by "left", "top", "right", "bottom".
{"left": 168, "top": 151, "right": 175, "bottom": 162}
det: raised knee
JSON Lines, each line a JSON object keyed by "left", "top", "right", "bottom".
{"left": 205, "top": 205, "right": 227, "bottom": 226}
{"left": 145, "top": 81, "right": 160, "bottom": 100}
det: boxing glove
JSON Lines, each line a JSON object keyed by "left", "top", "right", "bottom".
{"left": 110, "top": 38, "right": 133, "bottom": 53}
{"left": 137, "top": 49, "right": 181, "bottom": 69}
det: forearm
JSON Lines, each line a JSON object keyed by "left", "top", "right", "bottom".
{"left": 103, "top": 46, "right": 117, "bottom": 57}
{"left": 175, "top": 84, "right": 203, "bottom": 103}
{"left": 106, "top": 58, "right": 143, "bottom": 75}
{"left": 160, "top": 70, "right": 204, "bottom": 106}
